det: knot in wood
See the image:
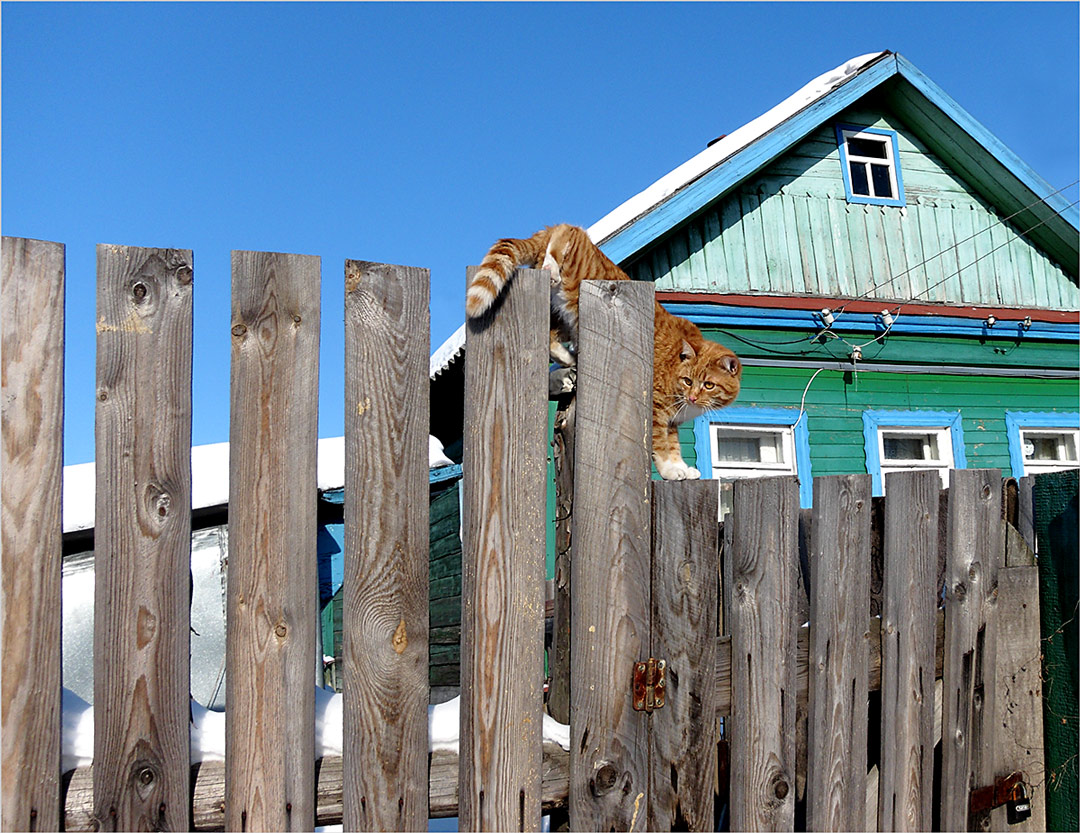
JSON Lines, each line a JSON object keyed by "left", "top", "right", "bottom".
{"left": 131, "top": 282, "right": 148, "bottom": 302}
{"left": 274, "top": 622, "right": 288, "bottom": 639}
{"left": 593, "top": 764, "right": 618, "bottom": 794}
{"left": 231, "top": 323, "right": 247, "bottom": 338}
{"left": 773, "top": 777, "right": 789, "bottom": 800}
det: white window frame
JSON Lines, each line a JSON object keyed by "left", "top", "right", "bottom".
{"left": 1005, "top": 411, "right": 1080, "bottom": 478}
{"left": 710, "top": 423, "right": 798, "bottom": 479}
{"left": 877, "top": 426, "right": 954, "bottom": 491}
{"left": 862, "top": 409, "right": 966, "bottom": 496}
{"left": 1018, "top": 428, "right": 1080, "bottom": 475}
{"left": 836, "top": 123, "right": 905, "bottom": 207}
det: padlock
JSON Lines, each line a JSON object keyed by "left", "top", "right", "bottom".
{"left": 1006, "top": 781, "right": 1032, "bottom": 825}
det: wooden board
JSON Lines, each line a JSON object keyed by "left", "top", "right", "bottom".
{"left": 806, "top": 474, "right": 872, "bottom": 831}
{"left": 93, "top": 244, "right": 193, "bottom": 831}
{"left": 993, "top": 565, "right": 1045, "bottom": 832}
{"left": 940, "top": 468, "right": 1002, "bottom": 831}
{"left": 343, "top": 261, "right": 430, "bottom": 830}
{"left": 1, "top": 237, "right": 65, "bottom": 832}
{"left": 226, "top": 251, "right": 320, "bottom": 831}
{"left": 726, "top": 475, "right": 800, "bottom": 832}
{"left": 649, "top": 479, "right": 719, "bottom": 832}
{"left": 570, "top": 280, "right": 654, "bottom": 832}
{"left": 877, "top": 470, "right": 939, "bottom": 831}
{"left": 460, "top": 267, "right": 548, "bottom": 831}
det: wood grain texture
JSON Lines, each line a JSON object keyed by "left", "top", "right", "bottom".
{"left": 342, "top": 261, "right": 431, "bottom": 831}
{"left": 460, "top": 267, "right": 548, "bottom": 832}
{"left": 877, "top": 470, "right": 939, "bottom": 832}
{"left": 992, "top": 566, "right": 1045, "bottom": 832}
{"left": 806, "top": 474, "right": 872, "bottom": 832}
{"left": 61, "top": 744, "right": 572, "bottom": 830}
{"left": 1, "top": 237, "right": 65, "bottom": 832}
{"left": 93, "top": 244, "right": 193, "bottom": 831}
{"left": 649, "top": 480, "right": 718, "bottom": 832}
{"left": 940, "top": 468, "right": 1002, "bottom": 831}
{"left": 226, "top": 251, "right": 320, "bottom": 831}
{"left": 726, "top": 476, "right": 800, "bottom": 832}
{"left": 569, "top": 280, "right": 654, "bottom": 832}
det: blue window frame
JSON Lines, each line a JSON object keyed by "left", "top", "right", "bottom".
{"left": 836, "top": 124, "right": 906, "bottom": 207}
{"left": 693, "top": 407, "right": 812, "bottom": 508}
{"left": 1004, "top": 411, "right": 1080, "bottom": 477}
{"left": 862, "top": 410, "right": 966, "bottom": 496}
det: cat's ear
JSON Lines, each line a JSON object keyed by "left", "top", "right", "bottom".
{"left": 721, "top": 354, "right": 741, "bottom": 376}
{"left": 679, "top": 340, "right": 697, "bottom": 361}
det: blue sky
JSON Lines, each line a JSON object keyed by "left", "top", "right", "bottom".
{"left": 4, "top": 1, "right": 1078, "bottom": 465}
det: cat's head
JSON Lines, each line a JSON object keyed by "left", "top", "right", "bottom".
{"left": 675, "top": 339, "right": 741, "bottom": 410}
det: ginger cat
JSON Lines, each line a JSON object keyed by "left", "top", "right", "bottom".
{"left": 467, "top": 223, "right": 741, "bottom": 480}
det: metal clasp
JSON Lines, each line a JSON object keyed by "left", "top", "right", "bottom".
{"left": 632, "top": 658, "right": 666, "bottom": 713}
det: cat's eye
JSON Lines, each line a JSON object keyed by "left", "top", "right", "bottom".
{"left": 681, "top": 377, "right": 692, "bottom": 387}
{"left": 704, "top": 382, "right": 715, "bottom": 390}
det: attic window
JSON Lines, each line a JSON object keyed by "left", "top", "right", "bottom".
{"left": 836, "top": 124, "right": 905, "bottom": 207}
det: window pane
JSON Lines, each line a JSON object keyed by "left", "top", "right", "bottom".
{"left": 849, "top": 162, "right": 870, "bottom": 196}
{"left": 715, "top": 436, "right": 764, "bottom": 463}
{"left": 885, "top": 436, "right": 937, "bottom": 462}
{"left": 871, "top": 164, "right": 894, "bottom": 198}
{"left": 847, "top": 136, "right": 888, "bottom": 158}
{"left": 1027, "top": 435, "right": 1065, "bottom": 461}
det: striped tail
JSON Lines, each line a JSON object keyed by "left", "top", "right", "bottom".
{"left": 466, "top": 229, "right": 549, "bottom": 318}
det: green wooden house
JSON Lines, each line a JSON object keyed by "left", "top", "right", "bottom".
{"left": 426, "top": 50, "right": 1079, "bottom": 696}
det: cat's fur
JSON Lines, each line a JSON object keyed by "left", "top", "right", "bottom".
{"left": 467, "top": 223, "right": 741, "bottom": 480}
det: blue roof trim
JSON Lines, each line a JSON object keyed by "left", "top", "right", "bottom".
{"left": 894, "top": 55, "right": 1080, "bottom": 232}
{"left": 598, "top": 54, "right": 900, "bottom": 264}
{"left": 862, "top": 409, "right": 966, "bottom": 496}
{"left": 692, "top": 406, "right": 813, "bottom": 508}
{"left": 1005, "top": 410, "right": 1080, "bottom": 477}
{"left": 661, "top": 302, "right": 1080, "bottom": 341}
{"left": 430, "top": 463, "right": 463, "bottom": 484}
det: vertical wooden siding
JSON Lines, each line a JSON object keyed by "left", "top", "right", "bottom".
{"left": 629, "top": 108, "right": 1078, "bottom": 309}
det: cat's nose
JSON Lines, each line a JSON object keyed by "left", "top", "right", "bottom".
{"left": 689, "top": 394, "right": 697, "bottom": 403}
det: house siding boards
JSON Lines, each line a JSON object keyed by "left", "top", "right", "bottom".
{"left": 627, "top": 104, "right": 1079, "bottom": 309}
{"left": 679, "top": 362, "right": 1080, "bottom": 479}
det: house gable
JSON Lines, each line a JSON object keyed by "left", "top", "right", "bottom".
{"left": 626, "top": 96, "right": 1079, "bottom": 310}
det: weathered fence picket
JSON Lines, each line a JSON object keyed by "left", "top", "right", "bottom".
{"left": 0, "top": 238, "right": 1062, "bottom": 833}
{"left": 649, "top": 479, "right": 718, "bottom": 832}
{"left": 94, "top": 244, "right": 194, "bottom": 831}
{"left": 941, "top": 468, "right": 1002, "bottom": 831}
{"left": 570, "top": 280, "right": 655, "bottom": 831}
{"left": 1, "top": 237, "right": 65, "bottom": 832}
{"left": 879, "top": 470, "right": 940, "bottom": 831}
{"left": 343, "top": 261, "right": 431, "bottom": 831}
{"left": 226, "top": 251, "right": 321, "bottom": 831}
{"left": 727, "top": 475, "right": 801, "bottom": 832}
{"left": 460, "top": 267, "right": 548, "bottom": 831}
{"left": 806, "top": 474, "right": 872, "bottom": 832}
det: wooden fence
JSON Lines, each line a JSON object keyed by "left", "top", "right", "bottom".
{"left": 1, "top": 236, "right": 1049, "bottom": 831}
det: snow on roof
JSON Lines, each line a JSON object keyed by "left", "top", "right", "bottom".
{"left": 427, "top": 51, "right": 889, "bottom": 377}
{"left": 63, "top": 434, "right": 455, "bottom": 534}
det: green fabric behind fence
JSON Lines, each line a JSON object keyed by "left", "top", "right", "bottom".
{"left": 1035, "top": 469, "right": 1079, "bottom": 831}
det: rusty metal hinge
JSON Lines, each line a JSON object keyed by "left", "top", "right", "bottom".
{"left": 632, "top": 658, "right": 666, "bottom": 713}
{"left": 970, "top": 772, "right": 1031, "bottom": 824}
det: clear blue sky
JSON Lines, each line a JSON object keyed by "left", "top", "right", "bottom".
{"left": 4, "top": 1, "right": 1078, "bottom": 465}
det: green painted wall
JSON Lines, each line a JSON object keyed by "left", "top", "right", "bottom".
{"left": 628, "top": 103, "right": 1079, "bottom": 309}
{"left": 678, "top": 354, "right": 1080, "bottom": 479}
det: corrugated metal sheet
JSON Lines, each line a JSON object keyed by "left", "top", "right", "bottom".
{"left": 629, "top": 109, "right": 1079, "bottom": 310}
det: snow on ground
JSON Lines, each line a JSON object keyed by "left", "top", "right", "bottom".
{"left": 62, "top": 687, "right": 570, "bottom": 773}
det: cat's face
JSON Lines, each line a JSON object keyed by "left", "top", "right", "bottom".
{"left": 674, "top": 339, "right": 741, "bottom": 412}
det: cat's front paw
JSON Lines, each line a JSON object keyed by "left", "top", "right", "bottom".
{"left": 655, "top": 458, "right": 701, "bottom": 481}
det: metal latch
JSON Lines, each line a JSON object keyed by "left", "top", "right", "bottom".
{"left": 969, "top": 772, "right": 1032, "bottom": 825}
{"left": 632, "top": 658, "right": 666, "bottom": 712}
